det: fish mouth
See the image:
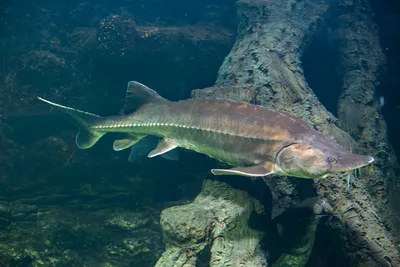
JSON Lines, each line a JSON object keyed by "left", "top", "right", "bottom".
{"left": 334, "top": 153, "right": 374, "bottom": 173}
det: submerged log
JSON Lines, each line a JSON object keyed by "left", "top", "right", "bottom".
{"left": 334, "top": 0, "right": 400, "bottom": 240}
{"left": 157, "top": 0, "right": 400, "bottom": 266}
{"left": 155, "top": 180, "right": 267, "bottom": 267}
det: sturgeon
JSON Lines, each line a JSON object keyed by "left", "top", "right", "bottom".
{"left": 38, "top": 81, "right": 374, "bottom": 179}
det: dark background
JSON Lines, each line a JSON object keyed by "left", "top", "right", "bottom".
{"left": 372, "top": 0, "right": 400, "bottom": 161}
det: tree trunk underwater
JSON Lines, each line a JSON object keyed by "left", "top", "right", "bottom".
{"left": 157, "top": 0, "right": 400, "bottom": 266}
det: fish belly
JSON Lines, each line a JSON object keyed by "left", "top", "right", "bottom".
{"left": 161, "top": 126, "right": 278, "bottom": 167}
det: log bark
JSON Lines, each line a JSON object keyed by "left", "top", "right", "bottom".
{"left": 334, "top": 0, "right": 400, "bottom": 240}
{"left": 157, "top": 0, "right": 400, "bottom": 266}
{"left": 155, "top": 180, "right": 267, "bottom": 267}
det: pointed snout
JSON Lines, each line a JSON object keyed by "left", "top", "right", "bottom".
{"left": 334, "top": 153, "right": 374, "bottom": 172}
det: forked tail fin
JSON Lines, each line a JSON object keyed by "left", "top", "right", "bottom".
{"left": 37, "top": 97, "right": 106, "bottom": 149}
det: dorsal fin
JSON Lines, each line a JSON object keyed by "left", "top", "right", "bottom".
{"left": 120, "top": 81, "right": 169, "bottom": 115}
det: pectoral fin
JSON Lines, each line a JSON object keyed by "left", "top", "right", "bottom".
{"left": 113, "top": 134, "right": 146, "bottom": 151}
{"left": 148, "top": 139, "right": 178, "bottom": 158}
{"left": 211, "top": 162, "right": 276, "bottom": 177}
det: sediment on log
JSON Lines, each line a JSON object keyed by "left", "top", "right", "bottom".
{"left": 158, "top": 0, "right": 400, "bottom": 266}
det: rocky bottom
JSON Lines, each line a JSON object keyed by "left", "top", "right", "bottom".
{"left": 0, "top": 202, "right": 165, "bottom": 266}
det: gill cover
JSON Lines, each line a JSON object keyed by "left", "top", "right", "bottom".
{"left": 276, "top": 143, "right": 330, "bottom": 179}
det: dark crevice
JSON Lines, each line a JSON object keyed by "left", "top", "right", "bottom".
{"left": 370, "top": 0, "right": 400, "bottom": 163}
{"left": 196, "top": 244, "right": 211, "bottom": 267}
{"left": 302, "top": 23, "right": 342, "bottom": 116}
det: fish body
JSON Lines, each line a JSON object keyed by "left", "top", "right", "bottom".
{"left": 38, "top": 81, "right": 374, "bottom": 179}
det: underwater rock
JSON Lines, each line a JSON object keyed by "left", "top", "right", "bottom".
{"left": 8, "top": 203, "right": 38, "bottom": 222}
{"left": 14, "top": 50, "right": 69, "bottom": 90}
{"left": 105, "top": 211, "right": 154, "bottom": 232}
{"left": 93, "top": 13, "right": 235, "bottom": 105}
{"left": 155, "top": 180, "right": 267, "bottom": 267}
{"left": 0, "top": 205, "right": 164, "bottom": 266}
{"left": 0, "top": 203, "right": 12, "bottom": 241}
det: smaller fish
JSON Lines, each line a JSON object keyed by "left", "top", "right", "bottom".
{"left": 347, "top": 173, "right": 351, "bottom": 191}
{"left": 379, "top": 96, "right": 385, "bottom": 109}
{"left": 275, "top": 197, "right": 328, "bottom": 220}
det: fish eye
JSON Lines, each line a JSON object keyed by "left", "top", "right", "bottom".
{"left": 328, "top": 157, "right": 336, "bottom": 162}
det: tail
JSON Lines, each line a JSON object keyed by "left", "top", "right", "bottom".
{"left": 38, "top": 81, "right": 169, "bottom": 151}
{"left": 37, "top": 97, "right": 106, "bottom": 149}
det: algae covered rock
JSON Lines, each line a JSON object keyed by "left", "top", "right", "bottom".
{"left": 105, "top": 211, "right": 154, "bottom": 232}
{"left": 156, "top": 179, "right": 267, "bottom": 267}
{"left": 0, "top": 203, "right": 164, "bottom": 266}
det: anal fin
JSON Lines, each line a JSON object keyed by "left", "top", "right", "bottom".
{"left": 128, "top": 136, "right": 179, "bottom": 162}
{"left": 211, "top": 162, "right": 276, "bottom": 177}
{"left": 113, "top": 134, "right": 146, "bottom": 151}
{"left": 148, "top": 139, "right": 177, "bottom": 158}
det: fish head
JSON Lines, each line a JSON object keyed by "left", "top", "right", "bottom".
{"left": 276, "top": 143, "right": 374, "bottom": 179}
{"left": 326, "top": 151, "right": 374, "bottom": 174}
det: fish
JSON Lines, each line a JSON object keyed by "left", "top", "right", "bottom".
{"left": 347, "top": 173, "right": 352, "bottom": 191}
{"left": 37, "top": 81, "right": 374, "bottom": 179}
